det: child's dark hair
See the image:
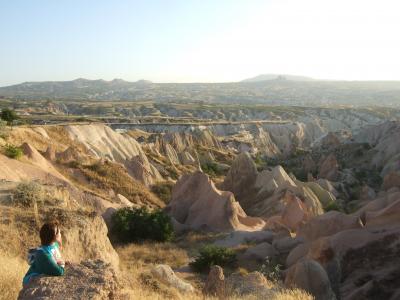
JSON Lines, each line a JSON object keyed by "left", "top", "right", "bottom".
{"left": 39, "top": 221, "right": 59, "bottom": 245}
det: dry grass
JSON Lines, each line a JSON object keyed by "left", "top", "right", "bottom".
{"left": 77, "top": 161, "right": 164, "bottom": 208}
{"left": 116, "top": 242, "right": 189, "bottom": 269}
{"left": 116, "top": 242, "right": 192, "bottom": 299}
{"left": 0, "top": 250, "right": 28, "bottom": 300}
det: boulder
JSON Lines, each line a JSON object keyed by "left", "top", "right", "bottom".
{"left": 297, "top": 211, "right": 363, "bottom": 242}
{"left": 18, "top": 260, "right": 119, "bottom": 300}
{"left": 166, "top": 171, "right": 265, "bottom": 232}
{"left": 151, "top": 264, "right": 194, "bottom": 293}
{"left": 59, "top": 210, "right": 120, "bottom": 270}
{"left": 203, "top": 265, "right": 226, "bottom": 297}
{"left": 227, "top": 271, "right": 272, "bottom": 297}
{"left": 214, "top": 230, "right": 273, "bottom": 247}
{"left": 242, "top": 242, "right": 277, "bottom": 261}
{"left": 273, "top": 236, "right": 304, "bottom": 254}
{"left": 286, "top": 243, "right": 310, "bottom": 267}
{"left": 285, "top": 259, "right": 336, "bottom": 300}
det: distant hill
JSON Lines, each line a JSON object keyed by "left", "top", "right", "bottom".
{"left": 1, "top": 77, "right": 400, "bottom": 106}
{"left": 241, "top": 74, "right": 315, "bottom": 82}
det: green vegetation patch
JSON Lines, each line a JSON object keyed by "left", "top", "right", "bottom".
{"left": 3, "top": 144, "right": 23, "bottom": 159}
{"left": 150, "top": 181, "right": 174, "bottom": 204}
{"left": 111, "top": 207, "right": 174, "bottom": 243}
{"left": 190, "top": 245, "right": 237, "bottom": 273}
{"left": 13, "top": 181, "right": 45, "bottom": 207}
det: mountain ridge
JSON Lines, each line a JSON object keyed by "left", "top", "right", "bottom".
{"left": 241, "top": 74, "right": 315, "bottom": 82}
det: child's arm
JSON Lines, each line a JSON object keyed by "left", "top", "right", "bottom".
{"left": 56, "top": 229, "right": 63, "bottom": 251}
{"left": 35, "top": 250, "right": 64, "bottom": 276}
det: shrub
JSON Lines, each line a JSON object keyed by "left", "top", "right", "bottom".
{"left": 111, "top": 207, "right": 174, "bottom": 243}
{"left": 13, "top": 181, "right": 45, "bottom": 207}
{"left": 201, "top": 162, "right": 225, "bottom": 177}
{"left": 0, "top": 120, "right": 9, "bottom": 138}
{"left": 324, "top": 200, "right": 342, "bottom": 212}
{"left": 190, "top": 245, "right": 236, "bottom": 273}
{"left": 0, "top": 108, "right": 18, "bottom": 126}
{"left": 260, "top": 256, "right": 283, "bottom": 282}
{"left": 4, "top": 144, "right": 23, "bottom": 159}
{"left": 151, "top": 181, "right": 174, "bottom": 204}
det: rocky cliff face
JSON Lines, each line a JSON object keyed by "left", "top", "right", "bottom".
{"left": 165, "top": 171, "right": 265, "bottom": 232}
{"left": 222, "top": 152, "right": 325, "bottom": 228}
{"left": 66, "top": 124, "right": 162, "bottom": 186}
{"left": 18, "top": 260, "right": 120, "bottom": 300}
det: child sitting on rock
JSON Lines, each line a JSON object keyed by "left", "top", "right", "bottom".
{"left": 23, "top": 221, "right": 66, "bottom": 285}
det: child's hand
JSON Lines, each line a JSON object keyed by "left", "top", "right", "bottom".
{"left": 57, "top": 259, "right": 65, "bottom": 267}
{"left": 56, "top": 228, "right": 63, "bottom": 249}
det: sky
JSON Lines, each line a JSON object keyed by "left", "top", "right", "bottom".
{"left": 1, "top": 0, "right": 400, "bottom": 86}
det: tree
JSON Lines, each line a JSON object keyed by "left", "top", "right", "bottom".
{"left": 0, "top": 108, "right": 19, "bottom": 126}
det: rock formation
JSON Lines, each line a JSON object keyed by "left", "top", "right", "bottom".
{"left": 165, "top": 171, "right": 265, "bottom": 231}
{"left": 285, "top": 259, "right": 336, "bottom": 300}
{"left": 18, "top": 260, "right": 119, "bottom": 300}
{"left": 203, "top": 265, "right": 226, "bottom": 297}
{"left": 318, "top": 153, "right": 339, "bottom": 181}
{"left": 151, "top": 264, "right": 194, "bottom": 293}
{"left": 221, "top": 152, "right": 258, "bottom": 210}
{"left": 66, "top": 124, "right": 161, "bottom": 185}
{"left": 297, "top": 211, "right": 363, "bottom": 242}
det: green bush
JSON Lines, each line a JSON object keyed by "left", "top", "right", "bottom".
{"left": 111, "top": 207, "right": 174, "bottom": 243}
{"left": 13, "top": 181, "right": 45, "bottom": 207}
{"left": 260, "top": 257, "right": 283, "bottom": 282}
{"left": 0, "top": 108, "right": 18, "bottom": 126}
{"left": 201, "top": 162, "right": 225, "bottom": 177}
{"left": 190, "top": 245, "right": 236, "bottom": 273}
{"left": 324, "top": 200, "right": 342, "bottom": 212}
{"left": 4, "top": 144, "right": 23, "bottom": 159}
{"left": 151, "top": 181, "right": 174, "bottom": 204}
{"left": 0, "top": 120, "right": 9, "bottom": 138}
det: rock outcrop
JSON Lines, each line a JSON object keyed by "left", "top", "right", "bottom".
{"left": 297, "top": 211, "right": 363, "bottom": 242}
{"left": 214, "top": 230, "right": 273, "bottom": 247}
{"left": 203, "top": 265, "right": 226, "bottom": 297}
{"left": 221, "top": 152, "right": 258, "bottom": 210}
{"left": 203, "top": 266, "right": 274, "bottom": 298}
{"left": 66, "top": 124, "right": 161, "bottom": 185}
{"left": 166, "top": 171, "right": 265, "bottom": 231}
{"left": 18, "top": 260, "right": 119, "bottom": 300}
{"left": 318, "top": 154, "right": 339, "bottom": 181}
{"left": 285, "top": 259, "right": 336, "bottom": 300}
{"left": 222, "top": 153, "right": 325, "bottom": 224}
{"left": 56, "top": 210, "right": 120, "bottom": 270}
{"left": 151, "top": 264, "right": 194, "bottom": 293}
{"left": 241, "top": 242, "right": 277, "bottom": 261}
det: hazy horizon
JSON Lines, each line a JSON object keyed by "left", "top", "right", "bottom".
{"left": 1, "top": 0, "right": 400, "bottom": 86}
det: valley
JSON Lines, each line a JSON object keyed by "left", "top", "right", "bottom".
{"left": 0, "top": 98, "right": 399, "bottom": 300}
